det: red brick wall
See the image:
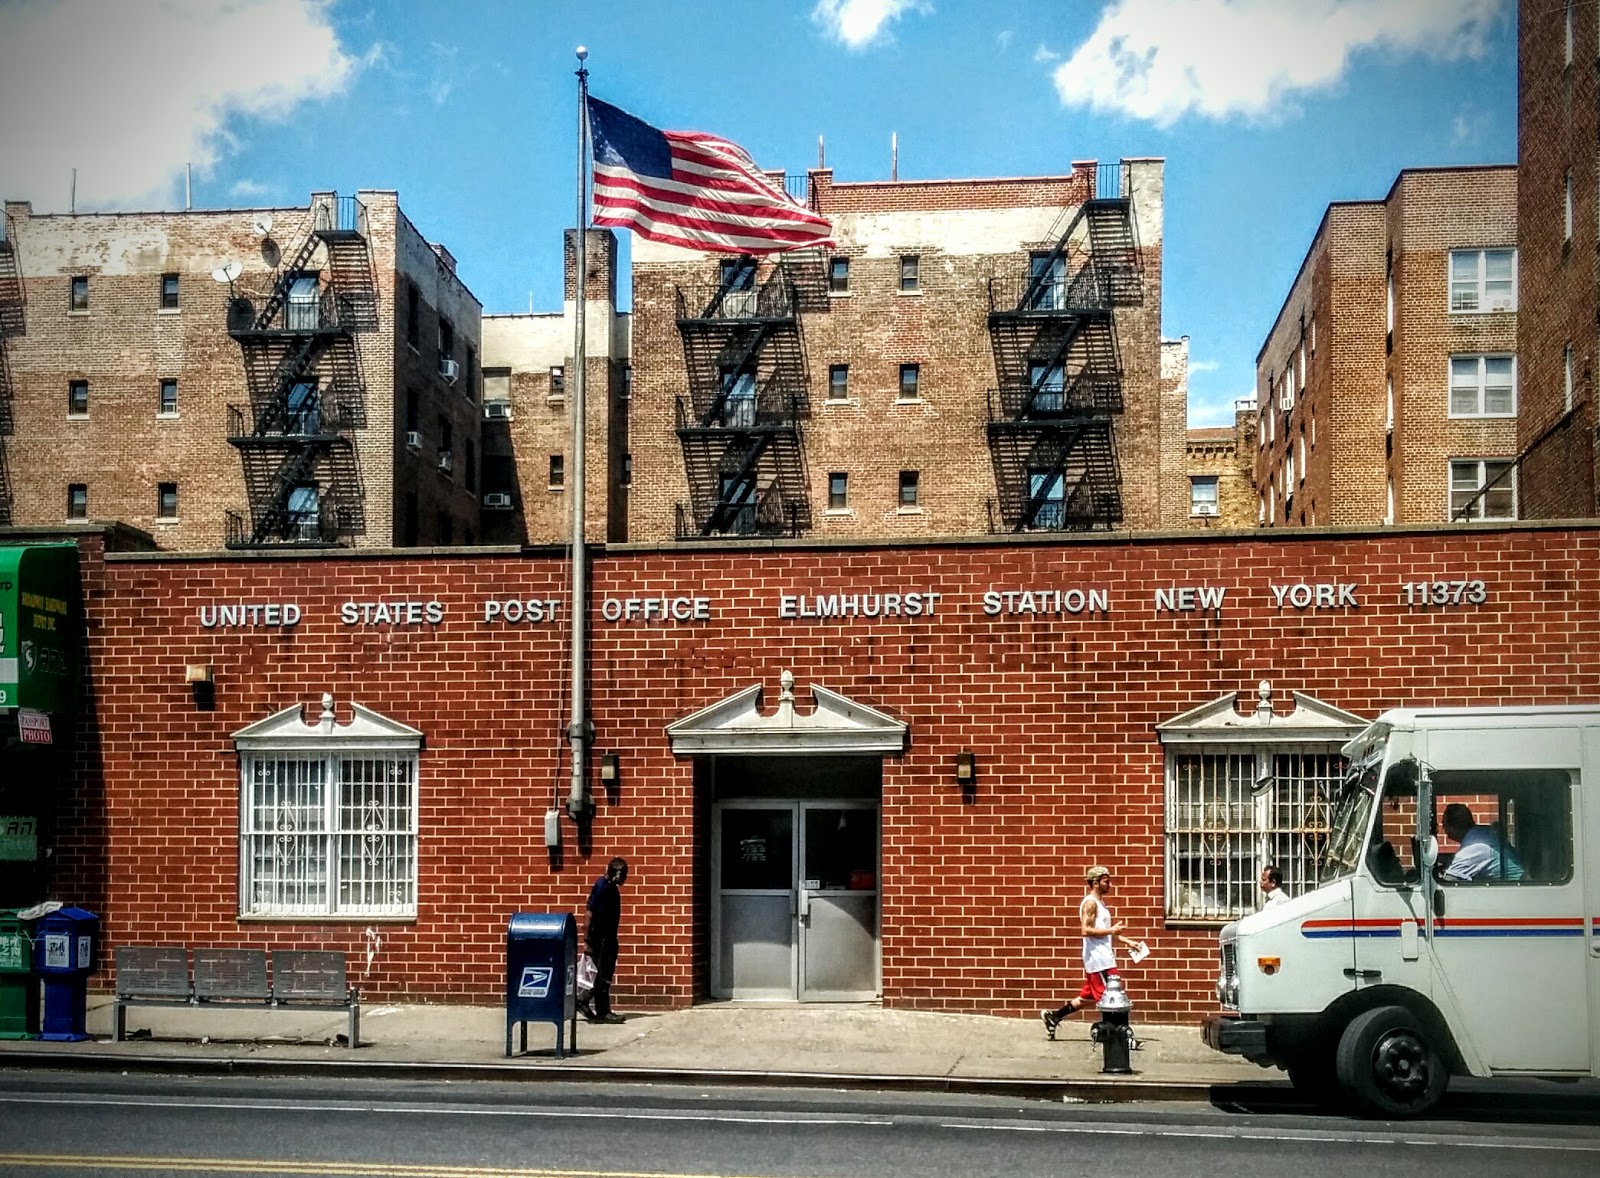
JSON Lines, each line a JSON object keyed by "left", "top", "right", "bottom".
{"left": 55, "top": 522, "right": 1600, "bottom": 1022}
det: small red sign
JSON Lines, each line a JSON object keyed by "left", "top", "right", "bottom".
{"left": 17, "top": 709, "right": 51, "bottom": 745}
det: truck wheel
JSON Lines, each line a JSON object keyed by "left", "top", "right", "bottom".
{"left": 1335, "top": 1005, "right": 1448, "bottom": 1118}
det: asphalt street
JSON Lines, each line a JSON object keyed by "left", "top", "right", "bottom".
{"left": 0, "top": 1071, "right": 1597, "bottom": 1177}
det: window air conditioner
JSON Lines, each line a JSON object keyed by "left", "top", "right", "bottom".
{"left": 1192, "top": 504, "right": 1219, "bottom": 517}
{"left": 439, "top": 357, "right": 460, "bottom": 383}
{"left": 1278, "top": 389, "right": 1293, "bottom": 411}
{"left": 483, "top": 492, "right": 513, "bottom": 509}
{"left": 405, "top": 430, "right": 422, "bottom": 450}
{"left": 722, "top": 289, "right": 757, "bottom": 317}
{"left": 484, "top": 401, "right": 512, "bottom": 420}
{"left": 437, "top": 450, "right": 453, "bottom": 473}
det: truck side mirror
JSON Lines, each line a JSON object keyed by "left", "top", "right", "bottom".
{"left": 1418, "top": 834, "right": 1438, "bottom": 868}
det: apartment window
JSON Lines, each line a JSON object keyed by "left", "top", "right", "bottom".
{"left": 158, "top": 378, "right": 178, "bottom": 416}
{"left": 437, "top": 512, "right": 453, "bottom": 546}
{"left": 1385, "top": 477, "right": 1395, "bottom": 526}
{"left": 288, "top": 380, "right": 320, "bottom": 435}
{"left": 67, "top": 380, "right": 88, "bottom": 416}
{"left": 1162, "top": 739, "right": 1346, "bottom": 920}
{"left": 829, "top": 257, "right": 850, "bottom": 293}
{"left": 66, "top": 484, "right": 87, "bottom": 520}
{"left": 404, "top": 387, "right": 420, "bottom": 433}
{"left": 898, "top": 470, "right": 920, "bottom": 508}
{"left": 828, "top": 364, "right": 849, "bottom": 401}
{"left": 286, "top": 274, "right": 319, "bottom": 331}
{"left": 1190, "top": 476, "right": 1219, "bottom": 516}
{"left": 1565, "top": 344, "right": 1575, "bottom": 413}
{"left": 1565, "top": 170, "right": 1575, "bottom": 243}
{"left": 899, "top": 254, "right": 920, "bottom": 292}
{"left": 158, "top": 272, "right": 180, "bottom": 310}
{"left": 1027, "top": 252, "right": 1065, "bottom": 310}
{"left": 828, "top": 472, "right": 848, "bottom": 510}
{"left": 622, "top": 366, "right": 633, "bottom": 399}
{"left": 69, "top": 276, "right": 88, "bottom": 312}
{"left": 1449, "top": 248, "right": 1516, "bottom": 312}
{"left": 406, "top": 283, "right": 420, "bottom": 347}
{"left": 898, "top": 363, "right": 920, "bottom": 401}
{"left": 157, "top": 482, "right": 179, "bottom": 519}
{"left": 464, "top": 345, "right": 477, "bottom": 403}
{"left": 1298, "top": 435, "right": 1306, "bottom": 482}
{"left": 286, "top": 484, "right": 320, "bottom": 540}
{"left": 1448, "top": 355, "right": 1516, "bottom": 416}
{"left": 1386, "top": 377, "right": 1394, "bottom": 432}
{"left": 1566, "top": 0, "right": 1575, "bottom": 65}
{"left": 440, "top": 418, "right": 453, "bottom": 455}
{"left": 1028, "top": 469, "right": 1065, "bottom": 530}
{"left": 1385, "top": 273, "right": 1394, "bottom": 336}
{"left": 622, "top": 453, "right": 633, "bottom": 487}
{"left": 1450, "top": 459, "right": 1515, "bottom": 521}
{"left": 403, "top": 491, "right": 419, "bottom": 546}
{"left": 1028, "top": 362, "right": 1065, "bottom": 413}
{"left": 464, "top": 439, "right": 477, "bottom": 493}
{"left": 549, "top": 366, "right": 565, "bottom": 397}
{"left": 549, "top": 454, "right": 565, "bottom": 488}
{"left": 438, "top": 319, "right": 455, "bottom": 362}
{"left": 483, "top": 369, "right": 511, "bottom": 417}
{"left": 238, "top": 725, "right": 420, "bottom": 918}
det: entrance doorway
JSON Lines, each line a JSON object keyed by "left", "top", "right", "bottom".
{"left": 711, "top": 800, "right": 879, "bottom": 1000}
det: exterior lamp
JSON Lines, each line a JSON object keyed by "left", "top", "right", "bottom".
{"left": 955, "top": 751, "right": 975, "bottom": 785}
{"left": 599, "top": 752, "right": 619, "bottom": 783}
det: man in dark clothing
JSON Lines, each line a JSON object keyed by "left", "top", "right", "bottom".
{"left": 579, "top": 857, "right": 628, "bottom": 1024}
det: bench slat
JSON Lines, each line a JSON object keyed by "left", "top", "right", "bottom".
{"left": 115, "top": 946, "right": 190, "bottom": 999}
{"left": 272, "top": 949, "right": 350, "bottom": 1003}
{"left": 194, "top": 947, "right": 270, "bottom": 1002}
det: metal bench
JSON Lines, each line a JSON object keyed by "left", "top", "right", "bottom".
{"left": 112, "top": 945, "right": 359, "bottom": 1048}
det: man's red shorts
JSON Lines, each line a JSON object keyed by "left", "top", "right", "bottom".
{"left": 1077, "top": 968, "right": 1120, "bottom": 1003}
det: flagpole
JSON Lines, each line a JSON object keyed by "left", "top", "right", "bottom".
{"left": 566, "top": 46, "right": 592, "bottom": 823}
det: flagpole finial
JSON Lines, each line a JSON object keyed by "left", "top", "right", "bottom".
{"left": 576, "top": 45, "right": 587, "bottom": 60}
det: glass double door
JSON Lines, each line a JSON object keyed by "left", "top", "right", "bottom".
{"left": 712, "top": 801, "right": 879, "bottom": 1001}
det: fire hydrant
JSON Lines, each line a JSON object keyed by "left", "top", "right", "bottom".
{"left": 1090, "top": 974, "right": 1136, "bottom": 1074}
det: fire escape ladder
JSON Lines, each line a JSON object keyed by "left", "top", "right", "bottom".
{"left": 1083, "top": 199, "right": 1142, "bottom": 306}
{"left": 226, "top": 196, "right": 376, "bottom": 548}
{"left": 674, "top": 264, "right": 812, "bottom": 538}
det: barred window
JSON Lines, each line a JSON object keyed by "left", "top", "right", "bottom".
{"left": 1165, "top": 746, "right": 1341, "bottom": 921}
{"left": 240, "top": 752, "right": 417, "bottom": 917}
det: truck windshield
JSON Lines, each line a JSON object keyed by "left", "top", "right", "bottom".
{"left": 1323, "top": 755, "right": 1380, "bottom": 881}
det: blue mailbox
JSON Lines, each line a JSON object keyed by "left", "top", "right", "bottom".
{"left": 34, "top": 906, "right": 98, "bottom": 1042}
{"left": 505, "top": 911, "right": 577, "bottom": 1058}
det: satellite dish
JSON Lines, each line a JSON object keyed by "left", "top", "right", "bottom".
{"left": 210, "top": 260, "right": 242, "bottom": 283}
{"left": 251, "top": 213, "right": 273, "bottom": 237}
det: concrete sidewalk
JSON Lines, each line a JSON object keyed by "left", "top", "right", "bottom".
{"left": 0, "top": 997, "right": 1272, "bottom": 1101}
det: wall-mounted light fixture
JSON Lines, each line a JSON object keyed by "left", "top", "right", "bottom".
{"left": 186, "top": 662, "right": 215, "bottom": 711}
{"left": 599, "top": 753, "right": 619, "bottom": 783}
{"left": 955, "top": 750, "right": 975, "bottom": 784}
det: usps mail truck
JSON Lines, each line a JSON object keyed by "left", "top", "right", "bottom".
{"left": 1203, "top": 705, "right": 1599, "bottom": 1116}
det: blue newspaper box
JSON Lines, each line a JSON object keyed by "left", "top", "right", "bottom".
{"left": 506, "top": 911, "right": 577, "bottom": 1058}
{"left": 33, "top": 906, "right": 98, "bottom": 1042}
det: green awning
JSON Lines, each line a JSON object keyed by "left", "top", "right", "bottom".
{"left": 0, "top": 544, "right": 81, "bottom": 715}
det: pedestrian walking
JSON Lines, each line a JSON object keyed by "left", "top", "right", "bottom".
{"left": 1041, "top": 865, "right": 1142, "bottom": 1039}
{"left": 578, "top": 856, "right": 628, "bottom": 1024}
{"left": 1260, "top": 863, "right": 1290, "bottom": 907}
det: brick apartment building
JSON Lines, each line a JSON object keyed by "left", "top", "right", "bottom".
{"left": 1516, "top": 0, "right": 1600, "bottom": 517}
{"left": 479, "top": 230, "right": 632, "bottom": 545}
{"left": 1255, "top": 167, "right": 1517, "bottom": 528}
{"left": 1186, "top": 403, "right": 1256, "bottom": 530}
{"left": 622, "top": 159, "right": 1183, "bottom": 542}
{"left": 0, "top": 192, "right": 482, "bottom": 549}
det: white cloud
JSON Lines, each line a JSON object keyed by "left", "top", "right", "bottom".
{"left": 0, "top": 0, "right": 372, "bottom": 210}
{"left": 1033, "top": 44, "right": 1061, "bottom": 65}
{"left": 229, "top": 179, "right": 273, "bottom": 199}
{"left": 1188, "top": 358, "right": 1221, "bottom": 373}
{"left": 812, "top": 0, "right": 930, "bottom": 50}
{"left": 1051, "top": 0, "right": 1507, "bottom": 127}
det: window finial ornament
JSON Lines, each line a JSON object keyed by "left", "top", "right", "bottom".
{"left": 1257, "top": 680, "right": 1273, "bottom": 719}
{"left": 320, "top": 692, "right": 336, "bottom": 733}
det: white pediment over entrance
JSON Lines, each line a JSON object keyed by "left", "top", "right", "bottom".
{"left": 667, "top": 671, "right": 907, "bottom": 756}
{"left": 1156, "top": 681, "right": 1368, "bottom": 746}
{"left": 232, "top": 693, "right": 423, "bottom": 754}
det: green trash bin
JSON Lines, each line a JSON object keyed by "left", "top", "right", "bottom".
{"left": 0, "top": 909, "right": 38, "bottom": 1040}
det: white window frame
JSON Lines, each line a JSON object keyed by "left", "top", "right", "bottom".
{"left": 1566, "top": 170, "right": 1575, "bottom": 243}
{"left": 1448, "top": 354, "right": 1516, "bottom": 417}
{"left": 1449, "top": 458, "right": 1516, "bottom": 522}
{"left": 234, "top": 695, "right": 422, "bottom": 919}
{"left": 1565, "top": 343, "right": 1575, "bottom": 413}
{"left": 1156, "top": 687, "right": 1365, "bottom": 922}
{"left": 1448, "top": 248, "right": 1516, "bottom": 313}
{"left": 1190, "top": 475, "right": 1219, "bottom": 516}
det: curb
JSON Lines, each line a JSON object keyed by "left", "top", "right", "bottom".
{"left": 0, "top": 1048, "right": 1240, "bottom": 1104}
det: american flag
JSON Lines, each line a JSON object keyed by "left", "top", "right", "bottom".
{"left": 587, "top": 96, "right": 834, "bottom": 255}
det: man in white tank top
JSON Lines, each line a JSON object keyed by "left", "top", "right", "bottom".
{"left": 1042, "top": 865, "right": 1142, "bottom": 1039}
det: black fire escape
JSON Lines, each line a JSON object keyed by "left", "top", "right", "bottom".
{"left": 985, "top": 163, "right": 1143, "bottom": 532}
{"left": 225, "top": 194, "right": 376, "bottom": 548}
{"left": 673, "top": 255, "right": 815, "bottom": 539}
{"left": 0, "top": 212, "right": 23, "bottom": 525}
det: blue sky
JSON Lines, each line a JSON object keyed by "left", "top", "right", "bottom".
{"left": 0, "top": 0, "right": 1516, "bottom": 426}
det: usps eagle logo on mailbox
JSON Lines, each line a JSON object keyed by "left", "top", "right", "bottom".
{"left": 517, "top": 965, "right": 553, "bottom": 999}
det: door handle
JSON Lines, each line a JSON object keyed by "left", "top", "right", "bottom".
{"left": 1432, "top": 889, "right": 1445, "bottom": 918}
